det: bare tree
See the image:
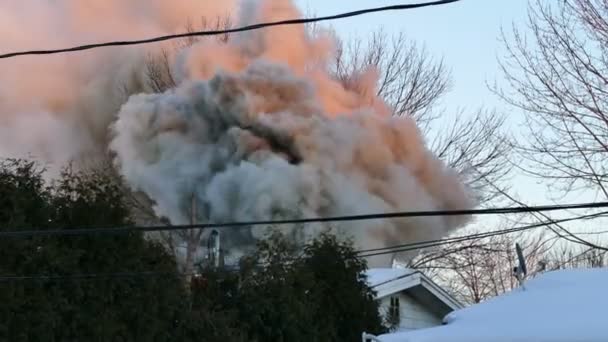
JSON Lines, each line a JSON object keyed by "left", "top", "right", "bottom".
{"left": 146, "top": 48, "right": 177, "bottom": 93}
{"left": 495, "top": 0, "right": 608, "bottom": 200}
{"left": 333, "top": 30, "right": 450, "bottom": 126}
{"left": 542, "top": 234, "right": 608, "bottom": 270}
{"left": 409, "top": 227, "right": 552, "bottom": 304}
{"left": 146, "top": 17, "right": 232, "bottom": 93}
{"left": 334, "top": 30, "right": 511, "bottom": 204}
{"left": 410, "top": 218, "right": 608, "bottom": 305}
{"left": 430, "top": 109, "right": 511, "bottom": 204}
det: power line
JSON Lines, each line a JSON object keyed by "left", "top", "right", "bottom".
{"left": 357, "top": 211, "right": 608, "bottom": 254}
{"left": 0, "top": 201, "right": 606, "bottom": 238}
{"left": 486, "top": 185, "right": 608, "bottom": 251}
{"left": 575, "top": 229, "right": 608, "bottom": 235}
{"left": 0, "top": 0, "right": 462, "bottom": 60}
{"left": 1, "top": 211, "right": 606, "bottom": 283}
{"left": 0, "top": 271, "right": 191, "bottom": 283}
{"left": 356, "top": 211, "right": 608, "bottom": 257}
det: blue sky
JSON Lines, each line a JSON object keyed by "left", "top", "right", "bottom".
{"left": 297, "top": 0, "right": 606, "bottom": 240}
{"left": 298, "top": 0, "right": 529, "bottom": 111}
{"left": 297, "top": 0, "right": 554, "bottom": 205}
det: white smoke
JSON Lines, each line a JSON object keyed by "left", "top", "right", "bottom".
{"left": 109, "top": 0, "right": 475, "bottom": 266}
{"left": 0, "top": 0, "right": 234, "bottom": 173}
{"left": 0, "top": 0, "right": 474, "bottom": 267}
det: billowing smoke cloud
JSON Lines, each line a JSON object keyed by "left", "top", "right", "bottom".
{"left": 0, "top": 0, "right": 474, "bottom": 267}
{"left": 0, "top": 0, "right": 234, "bottom": 172}
{"left": 109, "top": 0, "right": 475, "bottom": 266}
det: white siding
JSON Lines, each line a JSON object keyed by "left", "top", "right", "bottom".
{"left": 378, "top": 292, "right": 443, "bottom": 331}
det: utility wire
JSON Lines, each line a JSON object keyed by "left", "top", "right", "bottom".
{"left": 0, "top": 0, "right": 462, "bottom": 60}
{"left": 0, "top": 271, "right": 192, "bottom": 282}
{"left": 485, "top": 185, "right": 608, "bottom": 251}
{"left": 0, "top": 201, "right": 607, "bottom": 238}
{"left": 356, "top": 211, "right": 608, "bottom": 257}
{"left": 1, "top": 211, "right": 606, "bottom": 283}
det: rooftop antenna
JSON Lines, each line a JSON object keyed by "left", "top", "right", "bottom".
{"left": 513, "top": 243, "right": 528, "bottom": 290}
{"left": 207, "top": 229, "right": 223, "bottom": 268}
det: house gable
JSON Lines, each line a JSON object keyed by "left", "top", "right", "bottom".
{"left": 366, "top": 268, "right": 462, "bottom": 328}
{"left": 377, "top": 292, "right": 443, "bottom": 332}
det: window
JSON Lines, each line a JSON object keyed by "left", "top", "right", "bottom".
{"left": 389, "top": 296, "right": 400, "bottom": 322}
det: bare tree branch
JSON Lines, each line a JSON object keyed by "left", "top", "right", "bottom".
{"left": 494, "top": 0, "right": 608, "bottom": 200}
{"left": 332, "top": 29, "right": 451, "bottom": 126}
{"left": 409, "top": 223, "right": 606, "bottom": 304}
{"left": 429, "top": 108, "right": 512, "bottom": 204}
{"left": 333, "top": 29, "right": 510, "bottom": 204}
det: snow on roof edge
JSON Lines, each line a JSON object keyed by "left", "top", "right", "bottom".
{"left": 377, "top": 267, "right": 608, "bottom": 342}
{"left": 365, "top": 268, "right": 417, "bottom": 288}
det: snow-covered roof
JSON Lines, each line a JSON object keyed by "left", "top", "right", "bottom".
{"left": 378, "top": 268, "right": 608, "bottom": 342}
{"left": 365, "top": 268, "right": 462, "bottom": 315}
{"left": 366, "top": 268, "right": 417, "bottom": 288}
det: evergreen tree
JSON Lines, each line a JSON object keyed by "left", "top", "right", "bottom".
{"left": 301, "top": 233, "right": 386, "bottom": 341}
{"left": 193, "top": 232, "right": 387, "bottom": 342}
{"left": 0, "top": 159, "right": 386, "bottom": 341}
{"left": 0, "top": 160, "right": 186, "bottom": 341}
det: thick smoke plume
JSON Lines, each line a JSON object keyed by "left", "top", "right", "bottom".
{"left": 0, "top": 0, "right": 233, "bottom": 172}
{"left": 0, "top": 0, "right": 474, "bottom": 266}
{"left": 110, "top": 0, "right": 475, "bottom": 266}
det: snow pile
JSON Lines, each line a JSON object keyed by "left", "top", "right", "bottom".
{"left": 378, "top": 268, "right": 608, "bottom": 342}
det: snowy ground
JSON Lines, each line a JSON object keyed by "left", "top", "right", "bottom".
{"left": 378, "top": 268, "right": 608, "bottom": 342}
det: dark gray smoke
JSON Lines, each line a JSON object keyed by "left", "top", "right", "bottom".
{"left": 110, "top": 0, "right": 475, "bottom": 266}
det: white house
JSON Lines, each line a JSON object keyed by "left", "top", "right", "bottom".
{"left": 365, "top": 268, "right": 462, "bottom": 333}
{"left": 376, "top": 268, "right": 608, "bottom": 342}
